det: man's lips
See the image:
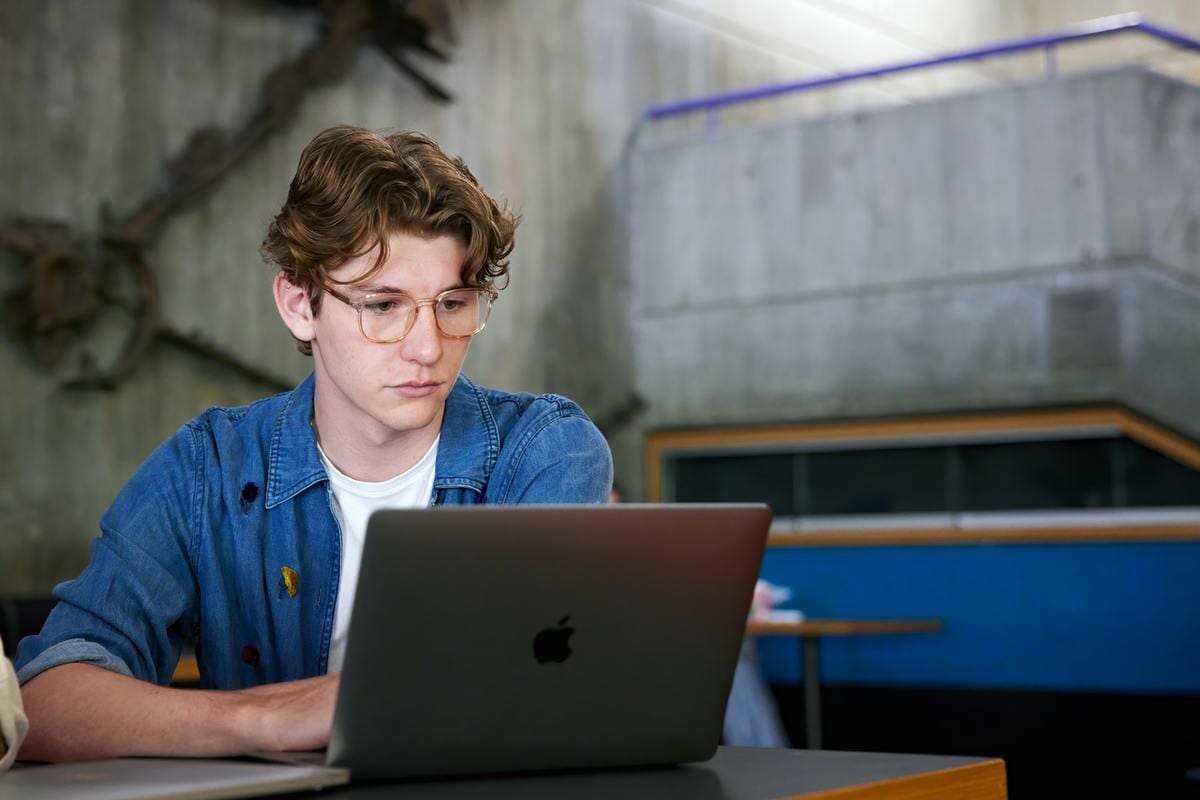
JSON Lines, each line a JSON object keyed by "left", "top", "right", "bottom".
{"left": 389, "top": 381, "right": 442, "bottom": 398}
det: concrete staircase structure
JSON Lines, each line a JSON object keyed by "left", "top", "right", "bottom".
{"left": 628, "top": 66, "right": 1200, "bottom": 443}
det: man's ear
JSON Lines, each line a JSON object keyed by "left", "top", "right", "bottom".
{"left": 273, "top": 272, "right": 316, "bottom": 346}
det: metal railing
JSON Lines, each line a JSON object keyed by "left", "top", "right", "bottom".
{"left": 644, "top": 12, "right": 1200, "bottom": 122}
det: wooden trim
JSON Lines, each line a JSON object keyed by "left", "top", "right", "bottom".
{"left": 786, "top": 758, "right": 1007, "bottom": 800}
{"left": 1116, "top": 408, "right": 1200, "bottom": 471}
{"left": 645, "top": 404, "right": 1200, "bottom": 502}
{"left": 650, "top": 407, "right": 1122, "bottom": 454}
{"left": 747, "top": 619, "right": 943, "bottom": 637}
{"left": 768, "top": 523, "right": 1200, "bottom": 548}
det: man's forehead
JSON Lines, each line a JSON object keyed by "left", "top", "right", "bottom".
{"left": 333, "top": 232, "right": 469, "bottom": 289}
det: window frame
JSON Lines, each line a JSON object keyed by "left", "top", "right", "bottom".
{"left": 646, "top": 405, "right": 1200, "bottom": 546}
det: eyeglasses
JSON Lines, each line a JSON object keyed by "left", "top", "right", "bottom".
{"left": 321, "top": 284, "right": 497, "bottom": 344}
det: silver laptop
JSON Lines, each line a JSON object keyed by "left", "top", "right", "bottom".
{"left": 2, "top": 758, "right": 348, "bottom": 800}
{"left": 325, "top": 503, "right": 770, "bottom": 779}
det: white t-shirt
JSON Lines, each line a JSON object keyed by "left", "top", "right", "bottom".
{"left": 319, "top": 437, "right": 439, "bottom": 673}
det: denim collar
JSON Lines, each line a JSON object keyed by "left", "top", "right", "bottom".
{"left": 265, "top": 372, "right": 498, "bottom": 509}
{"left": 433, "top": 372, "right": 500, "bottom": 493}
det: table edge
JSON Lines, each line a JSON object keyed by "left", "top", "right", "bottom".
{"left": 746, "top": 620, "right": 944, "bottom": 637}
{"left": 774, "top": 757, "right": 1007, "bottom": 800}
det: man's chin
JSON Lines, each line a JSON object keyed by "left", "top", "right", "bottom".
{"left": 376, "top": 404, "right": 440, "bottom": 438}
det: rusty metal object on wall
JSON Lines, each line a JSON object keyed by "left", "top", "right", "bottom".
{"left": 1, "top": 0, "right": 454, "bottom": 391}
{"left": 0, "top": 220, "right": 160, "bottom": 389}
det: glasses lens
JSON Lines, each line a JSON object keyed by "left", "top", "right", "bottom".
{"left": 435, "top": 289, "right": 492, "bottom": 337}
{"left": 360, "top": 294, "right": 416, "bottom": 342}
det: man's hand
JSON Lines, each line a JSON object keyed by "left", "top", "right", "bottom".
{"left": 237, "top": 673, "right": 339, "bottom": 752}
{"left": 19, "top": 664, "right": 340, "bottom": 762}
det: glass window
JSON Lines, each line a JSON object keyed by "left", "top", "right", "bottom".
{"left": 663, "top": 432, "right": 1200, "bottom": 516}
{"left": 960, "top": 439, "right": 1113, "bottom": 511}
{"left": 671, "top": 453, "right": 796, "bottom": 516}
{"left": 806, "top": 446, "right": 951, "bottom": 515}
{"left": 1121, "top": 439, "right": 1200, "bottom": 507}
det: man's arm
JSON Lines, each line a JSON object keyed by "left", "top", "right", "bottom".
{"left": 19, "top": 663, "right": 337, "bottom": 762}
{"left": 16, "top": 425, "right": 204, "bottom": 689}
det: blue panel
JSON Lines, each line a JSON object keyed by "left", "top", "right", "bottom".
{"left": 755, "top": 542, "right": 1200, "bottom": 694}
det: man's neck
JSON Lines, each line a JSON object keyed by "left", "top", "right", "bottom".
{"left": 312, "top": 400, "right": 442, "bottom": 483}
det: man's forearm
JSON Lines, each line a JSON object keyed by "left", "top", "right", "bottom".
{"left": 19, "top": 663, "right": 257, "bottom": 762}
{"left": 19, "top": 663, "right": 336, "bottom": 762}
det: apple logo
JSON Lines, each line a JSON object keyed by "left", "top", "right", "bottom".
{"left": 533, "top": 616, "right": 574, "bottom": 664}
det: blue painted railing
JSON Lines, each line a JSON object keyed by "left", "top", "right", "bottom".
{"left": 644, "top": 12, "right": 1200, "bottom": 121}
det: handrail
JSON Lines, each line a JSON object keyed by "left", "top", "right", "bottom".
{"left": 644, "top": 12, "right": 1200, "bottom": 121}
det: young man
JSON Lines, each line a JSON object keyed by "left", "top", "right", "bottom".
{"left": 15, "top": 126, "right": 613, "bottom": 761}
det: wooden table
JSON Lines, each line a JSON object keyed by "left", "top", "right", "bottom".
{"left": 746, "top": 619, "right": 944, "bottom": 749}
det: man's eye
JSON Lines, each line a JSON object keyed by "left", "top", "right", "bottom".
{"left": 364, "top": 299, "right": 399, "bottom": 314}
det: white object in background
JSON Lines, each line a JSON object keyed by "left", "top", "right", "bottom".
{"left": 749, "top": 580, "right": 804, "bottom": 623}
{"left": 0, "top": 634, "right": 30, "bottom": 772}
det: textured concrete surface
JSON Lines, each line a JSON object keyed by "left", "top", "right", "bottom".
{"left": 629, "top": 67, "right": 1200, "bottom": 471}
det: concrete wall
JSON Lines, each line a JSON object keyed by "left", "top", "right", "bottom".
{"left": 629, "top": 67, "right": 1200, "bottom": 461}
{"left": 2, "top": 0, "right": 1036, "bottom": 592}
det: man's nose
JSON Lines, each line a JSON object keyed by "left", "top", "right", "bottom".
{"left": 398, "top": 305, "right": 443, "bottom": 365}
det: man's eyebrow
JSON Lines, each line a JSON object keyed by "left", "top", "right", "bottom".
{"left": 357, "top": 283, "right": 469, "bottom": 294}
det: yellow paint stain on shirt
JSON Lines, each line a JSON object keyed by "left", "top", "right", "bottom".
{"left": 281, "top": 566, "right": 299, "bottom": 598}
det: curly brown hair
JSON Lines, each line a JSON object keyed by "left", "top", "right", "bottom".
{"left": 262, "top": 125, "right": 519, "bottom": 355}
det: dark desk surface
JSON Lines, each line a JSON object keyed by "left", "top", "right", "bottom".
{"left": 293, "top": 747, "right": 1006, "bottom": 800}
{"left": 3, "top": 747, "right": 1005, "bottom": 799}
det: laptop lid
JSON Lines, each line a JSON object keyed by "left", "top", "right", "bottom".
{"left": 328, "top": 503, "right": 770, "bottom": 779}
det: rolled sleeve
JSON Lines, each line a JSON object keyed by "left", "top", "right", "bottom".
{"left": 13, "top": 424, "right": 201, "bottom": 687}
{"left": 15, "top": 638, "right": 133, "bottom": 686}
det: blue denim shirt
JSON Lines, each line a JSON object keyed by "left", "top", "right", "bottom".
{"left": 15, "top": 373, "right": 612, "bottom": 689}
